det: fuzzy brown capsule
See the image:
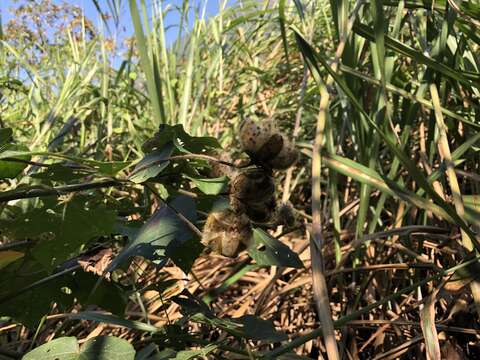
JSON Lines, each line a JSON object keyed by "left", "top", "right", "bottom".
{"left": 230, "top": 168, "right": 275, "bottom": 204}
{"left": 275, "top": 202, "right": 296, "bottom": 227}
{"left": 201, "top": 209, "right": 252, "bottom": 257}
{"left": 209, "top": 152, "right": 236, "bottom": 178}
{"left": 239, "top": 118, "right": 277, "bottom": 154}
{"left": 229, "top": 168, "right": 277, "bottom": 223}
{"left": 238, "top": 118, "right": 298, "bottom": 170}
{"left": 267, "top": 139, "right": 298, "bottom": 170}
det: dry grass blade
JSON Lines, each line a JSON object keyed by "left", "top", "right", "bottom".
{"left": 420, "top": 287, "right": 441, "bottom": 360}
{"left": 430, "top": 83, "right": 480, "bottom": 317}
{"left": 309, "top": 79, "right": 339, "bottom": 360}
{"left": 373, "top": 335, "right": 424, "bottom": 360}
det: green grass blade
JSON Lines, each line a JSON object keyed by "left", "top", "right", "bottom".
{"left": 129, "top": 0, "right": 166, "bottom": 125}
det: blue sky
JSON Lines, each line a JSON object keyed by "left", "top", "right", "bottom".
{"left": 1, "top": 0, "right": 224, "bottom": 70}
{"left": 1, "top": 0, "right": 223, "bottom": 47}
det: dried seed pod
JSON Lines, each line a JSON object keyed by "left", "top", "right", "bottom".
{"left": 238, "top": 118, "right": 298, "bottom": 170}
{"left": 245, "top": 196, "right": 277, "bottom": 223}
{"left": 268, "top": 139, "right": 299, "bottom": 170}
{"left": 255, "top": 133, "right": 284, "bottom": 163}
{"left": 229, "top": 168, "right": 277, "bottom": 223}
{"left": 201, "top": 209, "right": 252, "bottom": 257}
{"left": 229, "top": 168, "right": 275, "bottom": 204}
{"left": 209, "top": 151, "right": 236, "bottom": 178}
{"left": 275, "top": 202, "right": 296, "bottom": 227}
{"left": 239, "top": 118, "right": 276, "bottom": 154}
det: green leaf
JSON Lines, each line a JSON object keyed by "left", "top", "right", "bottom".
{"left": 30, "top": 164, "right": 90, "bottom": 182}
{"left": 80, "top": 336, "right": 135, "bottom": 360}
{"left": 173, "top": 290, "right": 214, "bottom": 318}
{"left": 133, "top": 343, "right": 158, "bottom": 360}
{"left": 1, "top": 197, "right": 116, "bottom": 271}
{"left": 278, "top": 0, "right": 290, "bottom": 66}
{"left": 0, "top": 127, "right": 12, "bottom": 149}
{"left": 321, "top": 154, "right": 457, "bottom": 224}
{"left": 235, "top": 315, "right": 288, "bottom": 342}
{"left": 278, "top": 354, "right": 313, "bottom": 359}
{"left": 187, "top": 176, "right": 228, "bottom": 195}
{"left": 152, "top": 349, "right": 178, "bottom": 359}
{"left": 353, "top": 22, "right": 478, "bottom": 86}
{"left": 463, "top": 195, "right": 480, "bottom": 224}
{"left": 129, "top": 142, "right": 174, "bottom": 183}
{"left": 248, "top": 228, "right": 304, "bottom": 268}
{"left": 0, "top": 149, "right": 32, "bottom": 160}
{"left": 0, "top": 256, "right": 72, "bottom": 328}
{"left": 128, "top": 0, "right": 166, "bottom": 124}
{"left": 0, "top": 250, "right": 24, "bottom": 270}
{"left": 79, "top": 160, "right": 131, "bottom": 176}
{"left": 107, "top": 196, "right": 197, "bottom": 272}
{"left": 173, "top": 290, "right": 286, "bottom": 341}
{"left": 152, "top": 324, "right": 193, "bottom": 352}
{"left": 23, "top": 337, "right": 79, "bottom": 360}
{"left": 0, "top": 255, "right": 125, "bottom": 327}
{"left": 142, "top": 124, "right": 220, "bottom": 154}
{"left": 178, "top": 26, "right": 197, "bottom": 129}
{"left": 1, "top": 280, "right": 68, "bottom": 329}
{"left": 30, "top": 200, "right": 116, "bottom": 271}
{"left": 196, "top": 196, "right": 230, "bottom": 214}
{"left": 0, "top": 144, "right": 30, "bottom": 179}
{"left": 293, "top": 27, "right": 479, "bottom": 248}
{"left": 188, "top": 311, "right": 287, "bottom": 342}
{"left": 173, "top": 344, "right": 218, "bottom": 360}
{"left": 22, "top": 336, "right": 136, "bottom": 360}
{"left": 71, "top": 272, "right": 127, "bottom": 316}
{"left": 464, "top": 195, "right": 480, "bottom": 211}
{"left": 165, "top": 237, "right": 204, "bottom": 273}
{"left": 0, "top": 150, "right": 130, "bottom": 176}
{"left": 71, "top": 311, "right": 159, "bottom": 333}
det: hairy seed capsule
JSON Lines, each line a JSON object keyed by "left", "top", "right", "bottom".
{"left": 239, "top": 118, "right": 276, "bottom": 153}
{"left": 268, "top": 139, "right": 299, "bottom": 170}
{"left": 201, "top": 209, "right": 252, "bottom": 257}
{"left": 229, "top": 168, "right": 277, "bottom": 223}
{"left": 230, "top": 168, "right": 275, "bottom": 203}
{"left": 239, "top": 118, "right": 298, "bottom": 170}
{"left": 275, "top": 202, "right": 296, "bottom": 227}
{"left": 209, "top": 151, "right": 235, "bottom": 178}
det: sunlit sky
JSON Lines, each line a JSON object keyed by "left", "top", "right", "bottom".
{"left": 1, "top": 0, "right": 224, "bottom": 46}
{"left": 1, "top": 0, "right": 226, "bottom": 70}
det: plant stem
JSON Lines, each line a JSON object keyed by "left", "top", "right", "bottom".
{"left": 0, "top": 179, "right": 121, "bottom": 203}
{"left": 130, "top": 153, "right": 240, "bottom": 176}
{"left": 1, "top": 157, "right": 50, "bottom": 167}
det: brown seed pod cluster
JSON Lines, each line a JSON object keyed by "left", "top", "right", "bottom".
{"left": 275, "top": 202, "right": 296, "bottom": 228}
{"left": 229, "top": 168, "right": 277, "bottom": 223}
{"left": 201, "top": 209, "right": 252, "bottom": 257}
{"left": 202, "top": 117, "right": 299, "bottom": 257}
{"left": 239, "top": 118, "right": 299, "bottom": 170}
{"left": 208, "top": 151, "right": 236, "bottom": 178}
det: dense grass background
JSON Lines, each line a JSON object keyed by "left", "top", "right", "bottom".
{"left": 1, "top": 0, "right": 480, "bottom": 358}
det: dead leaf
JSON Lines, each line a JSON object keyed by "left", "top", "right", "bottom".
{"left": 78, "top": 248, "right": 113, "bottom": 278}
{"left": 420, "top": 288, "right": 441, "bottom": 360}
{"left": 441, "top": 339, "right": 465, "bottom": 360}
